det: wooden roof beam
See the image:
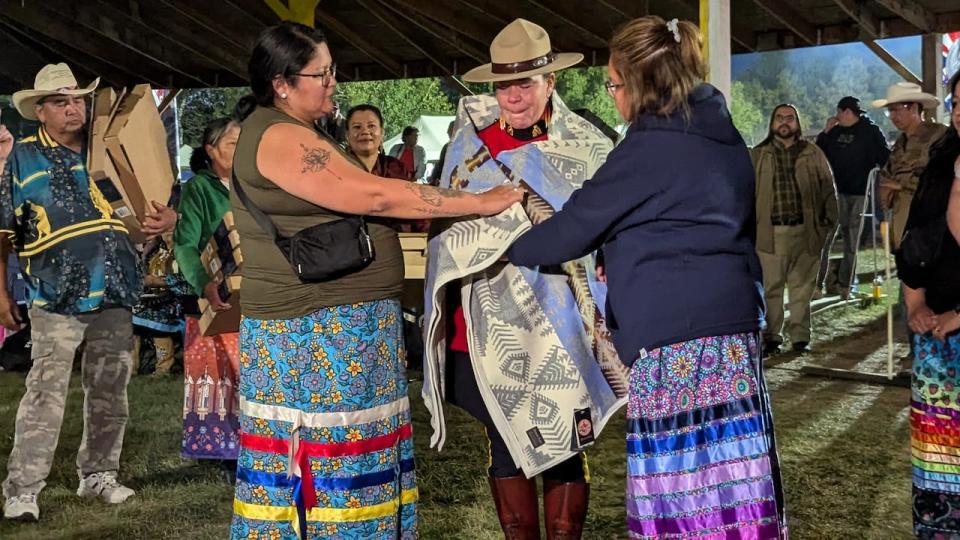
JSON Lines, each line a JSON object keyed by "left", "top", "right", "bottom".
{"left": 377, "top": 1, "right": 488, "bottom": 64}
{"left": 863, "top": 39, "right": 921, "bottom": 85}
{"left": 399, "top": 0, "right": 501, "bottom": 49}
{"left": 522, "top": 0, "right": 609, "bottom": 49}
{"left": 155, "top": 0, "right": 256, "bottom": 52}
{"left": 751, "top": 0, "right": 819, "bottom": 46}
{"left": 0, "top": 5, "right": 168, "bottom": 88}
{"left": 357, "top": 0, "right": 466, "bottom": 82}
{"left": 595, "top": 0, "right": 646, "bottom": 20}
{"left": 667, "top": 0, "right": 756, "bottom": 52}
{"left": 874, "top": 0, "right": 934, "bottom": 33}
{"left": 314, "top": 8, "right": 404, "bottom": 78}
{"left": 97, "top": 0, "right": 248, "bottom": 80}
{"left": 833, "top": 0, "right": 882, "bottom": 39}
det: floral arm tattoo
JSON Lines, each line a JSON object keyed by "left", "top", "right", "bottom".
{"left": 299, "top": 144, "right": 343, "bottom": 180}
{"left": 404, "top": 182, "right": 469, "bottom": 215}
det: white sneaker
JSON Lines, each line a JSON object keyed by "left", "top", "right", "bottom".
{"left": 77, "top": 472, "right": 135, "bottom": 504}
{"left": 4, "top": 493, "right": 39, "bottom": 520}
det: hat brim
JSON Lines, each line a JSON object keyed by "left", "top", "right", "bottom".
{"left": 13, "top": 78, "right": 100, "bottom": 121}
{"left": 462, "top": 53, "right": 584, "bottom": 83}
{"left": 871, "top": 93, "right": 940, "bottom": 110}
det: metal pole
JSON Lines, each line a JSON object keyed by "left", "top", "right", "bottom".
{"left": 882, "top": 220, "right": 894, "bottom": 379}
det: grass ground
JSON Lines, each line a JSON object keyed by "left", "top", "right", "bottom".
{"left": 0, "top": 251, "right": 915, "bottom": 538}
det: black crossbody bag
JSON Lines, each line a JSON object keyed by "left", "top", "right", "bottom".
{"left": 232, "top": 173, "right": 374, "bottom": 282}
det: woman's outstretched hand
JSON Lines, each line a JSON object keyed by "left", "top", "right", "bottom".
{"left": 476, "top": 184, "right": 525, "bottom": 216}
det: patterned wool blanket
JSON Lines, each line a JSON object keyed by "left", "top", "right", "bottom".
{"left": 422, "top": 93, "right": 630, "bottom": 476}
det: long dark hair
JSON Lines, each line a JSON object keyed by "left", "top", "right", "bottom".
{"left": 925, "top": 71, "right": 960, "bottom": 181}
{"left": 757, "top": 103, "right": 803, "bottom": 148}
{"left": 235, "top": 21, "right": 327, "bottom": 120}
{"left": 189, "top": 117, "right": 240, "bottom": 173}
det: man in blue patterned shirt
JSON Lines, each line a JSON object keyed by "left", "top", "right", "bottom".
{"left": 0, "top": 63, "right": 142, "bottom": 521}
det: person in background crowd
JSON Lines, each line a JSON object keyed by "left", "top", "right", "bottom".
{"left": 389, "top": 126, "right": 426, "bottom": 181}
{"left": 344, "top": 104, "right": 428, "bottom": 232}
{"left": 428, "top": 120, "right": 455, "bottom": 186}
{"left": 228, "top": 22, "right": 521, "bottom": 539}
{"left": 172, "top": 117, "right": 242, "bottom": 465}
{"left": 752, "top": 104, "right": 838, "bottom": 355}
{"left": 507, "top": 16, "right": 788, "bottom": 538}
{"left": 898, "top": 70, "right": 960, "bottom": 538}
{"left": 133, "top": 181, "right": 190, "bottom": 375}
{"left": 816, "top": 96, "right": 890, "bottom": 298}
{"left": 0, "top": 63, "right": 141, "bottom": 521}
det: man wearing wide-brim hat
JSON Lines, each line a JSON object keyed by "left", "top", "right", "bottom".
{"left": 874, "top": 82, "right": 948, "bottom": 248}
{"left": 422, "top": 18, "right": 619, "bottom": 540}
{"left": 0, "top": 63, "right": 141, "bottom": 521}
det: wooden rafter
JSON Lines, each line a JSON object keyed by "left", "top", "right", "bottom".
{"left": 863, "top": 40, "right": 921, "bottom": 85}
{"left": 751, "top": 0, "right": 819, "bottom": 46}
{"left": 98, "top": 0, "right": 248, "bottom": 80}
{"left": 375, "top": 1, "right": 488, "bottom": 64}
{"left": 667, "top": 0, "right": 756, "bottom": 52}
{"left": 874, "top": 0, "right": 934, "bottom": 33}
{"left": 522, "top": 0, "right": 608, "bottom": 48}
{"left": 594, "top": 0, "right": 646, "bottom": 20}
{"left": 0, "top": 4, "right": 169, "bottom": 88}
{"left": 356, "top": 0, "right": 456, "bottom": 76}
{"left": 155, "top": 0, "right": 256, "bottom": 52}
{"left": 314, "top": 9, "right": 404, "bottom": 78}
{"left": 400, "top": 0, "right": 501, "bottom": 50}
{"left": 832, "top": 0, "right": 881, "bottom": 39}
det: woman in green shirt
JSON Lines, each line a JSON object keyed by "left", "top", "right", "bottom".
{"left": 174, "top": 117, "right": 243, "bottom": 462}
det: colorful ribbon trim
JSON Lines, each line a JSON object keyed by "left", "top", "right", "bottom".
{"left": 237, "top": 459, "right": 415, "bottom": 491}
{"left": 240, "top": 423, "right": 413, "bottom": 458}
{"left": 234, "top": 488, "right": 418, "bottom": 523}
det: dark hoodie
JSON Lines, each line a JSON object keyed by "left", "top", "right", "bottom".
{"left": 507, "top": 84, "right": 765, "bottom": 366}
{"left": 815, "top": 114, "right": 889, "bottom": 195}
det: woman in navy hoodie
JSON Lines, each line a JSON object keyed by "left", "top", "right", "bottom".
{"left": 507, "top": 17, "right": 788, "bottom": 539}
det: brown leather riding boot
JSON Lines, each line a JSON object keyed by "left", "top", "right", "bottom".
{"left": 488, "top": 475, "right": 541, "bottom": 540}
{"left": 542, "top": 479, "right": 589, "bottom": 540}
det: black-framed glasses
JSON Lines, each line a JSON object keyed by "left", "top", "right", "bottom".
{"left": 884, "top": 102, "right": 913, "bottom": 117}
{"left": 605, "top": 79, "right": 624, "bottom": 97}
{"left": 292, "top": 64, "right": 337, "bottom": 85}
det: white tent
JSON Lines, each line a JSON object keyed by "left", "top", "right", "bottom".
{"left": 383, "top": 115, "right": 455, "bottom": 179}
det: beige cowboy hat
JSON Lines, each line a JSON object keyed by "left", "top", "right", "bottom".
{"left": 12, "top": 63, "right": 99, "bottom": 120}
{"left": 871, "top": 82, "right": 939, "bottom": 110}
{"left": 463, "top": 18, "right": 583, "bottom": 83}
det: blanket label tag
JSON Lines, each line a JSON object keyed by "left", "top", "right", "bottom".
{"left": 638, "top": 348, "right": 648, "bottom": 360}
{"left": 526, "top": 427, "right": 545, "bottom": 448}
{"left": 573, "top": 408, "right": 595, "bottom": 448}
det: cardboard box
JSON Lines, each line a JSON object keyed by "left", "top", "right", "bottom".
{"left": 103, "top": 84, "right": 173, "bottom": 223}
{"left": 88, "top": 88, "right": 147, "bottom": 243}
{"left": 197, "top": 275, "right": 242, "bottom": 336}
{"left": 399, "top": 232, "right": 427, "bottom": 280}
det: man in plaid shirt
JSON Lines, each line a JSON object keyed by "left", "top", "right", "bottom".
{"left": 751, "top": 104, "right": 838, "bottom": 356}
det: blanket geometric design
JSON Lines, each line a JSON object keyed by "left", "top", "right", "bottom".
{"left": 422, "top": 93, "right": 629, "bottom": 476}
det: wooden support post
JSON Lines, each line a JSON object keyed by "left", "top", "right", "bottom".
{"left": 921, "top": 33, "right": 945, "bottom": 121}
{"left": 700, "top": 0, "right": 731, "bottom": 104}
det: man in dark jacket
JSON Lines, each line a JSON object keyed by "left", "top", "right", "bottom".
{"left": 816, "top": 96, "right": 889, "bottom": 297}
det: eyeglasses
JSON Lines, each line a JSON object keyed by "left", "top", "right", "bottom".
{"left": 605, "top": 79, "right": 624, "bottom": 98}
{"left": 884, "top": 102, "right": 913, "bottom": 117}
{"left": 292, "top": 64, "right": 337, "bottom": 85}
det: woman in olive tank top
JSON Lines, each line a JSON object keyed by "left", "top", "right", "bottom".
{"left": 228, "top": 22, "right": 522, "bottom": 540}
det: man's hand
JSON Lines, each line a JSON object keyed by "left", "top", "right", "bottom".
{"left": 0, "top": 294, "right": 22, "bottom": 331}
{"left": 823, "top": 117, "right": 839, "bottom": 134}
{"left": 203, "top": 281, "right": 232, "bottom": 312}
{"left": 596, "top": 264, "right": 607, "bottom": 283}
{"left": 143, "top": 275, "right": 167, "bottom": 288}
{"left": 141, "top": 201, "right": 177, "bottom": 239}
{"left": 0, "top": 125, "right": 14, "bottom": 162}
{"left": 878, "top": 178, "right": 901, "bottom": 210}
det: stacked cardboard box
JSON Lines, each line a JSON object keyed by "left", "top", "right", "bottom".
{"left": 399, "top": 232, "right": 427, "bottom": 280}
{"left": 197, "top": 211, "right": 244, "bottom": 336}
{"left": 87, "top": 84, "right": 174, "bottom": 243}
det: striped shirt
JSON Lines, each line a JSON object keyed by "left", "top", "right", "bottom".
{"left": 771, "top": 139, "right": 804, "bottom": 225}
{"left": 0, "top": 126, "right": 140, "bottom": 313}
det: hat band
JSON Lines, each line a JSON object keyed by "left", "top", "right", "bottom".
{"left": 491, "top": 52, "right": 556, "bottom": 75}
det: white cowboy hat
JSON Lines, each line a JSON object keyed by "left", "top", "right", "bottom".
{"left": 463, "top": 19, "right": 583, "bottom": 83}
{"left": 12, "top": 63, "right": 99, "bottom": 120}
{"left": 871, "top": 82, "right": 939, "bottom": 110}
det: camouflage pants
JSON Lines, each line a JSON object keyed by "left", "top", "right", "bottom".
{"left": 2, "top": 307, "right": 134, "bottom": 497}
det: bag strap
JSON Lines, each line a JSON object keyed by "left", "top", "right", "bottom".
{"left": 231, "top": 172, "right": 283, "bottom": 241}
